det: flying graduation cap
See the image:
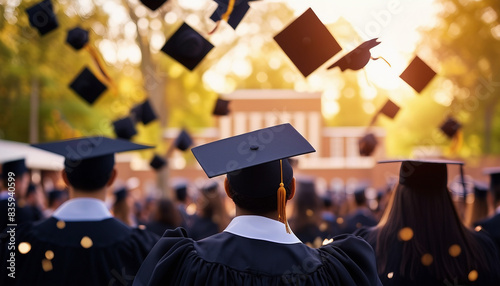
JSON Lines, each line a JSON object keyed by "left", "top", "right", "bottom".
{"left": 66, "top": 27, "right": 89, "bottom": 50}
{"left": 400, "top": 56, "right": 437, "bottom": 93}
{"left": 150, "top": 154, "right": 167, "bottom": 170}
{"left": 274, "top": 8, "right": 342, "bottom": 78}
{"left": 26, "top": 0, "right": 59, "bottom": 36}
{"left": 161, "top": 23, "right": 214, "bottom": 71}
{"left": 69, "top": 67, "right": 107, "bottom": 105}
{"left": 140, "top": 0, "right": 168, "bottom": 11}
{"left": 213, "top": 97, "right": 231, "bottom": 116}
{"left": 174, "top": 129, "right": 194, "bottom": 151}
{"left": 327, "top": 38, "right": 381, "bottom": 71}
{"left": 210, "top": 0, "right": 256, "bottom": 30}
{"left": 131, "top": 99, "right": 157, "bottom": 125}
{"left": 113, "top": 117, "right": 137, "bottom": 140}
{"left": 379, "top": 99, "right": 400, "bottom": 119}
{"left": 358, "top": 133, "right": 378, "bottom": 157}
{"left": 440, "top": 117, "right": 462, "bottom": 139}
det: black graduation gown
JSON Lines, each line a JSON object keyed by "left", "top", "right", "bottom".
{"left": 133, "top": 228, "right": 382, "bottom": 286}
{"left": 475, "top": 213, "right": 500, "bottom": 253}
{"left": 187, "top": 215, "right": 219, "bottom": 240}
{"left": 0, "top": 217, "right": 159, "bottom": 286}
{"left": 0, "top": 199, "right": 42, "bottom": 232}
{"left": 355, "top": 227, "right": 500, "bottom": 286}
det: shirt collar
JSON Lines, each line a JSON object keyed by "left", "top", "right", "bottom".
{"left": 52, "top": 198, "right": 112, "bottom": 221}
{"left": 223, "top": 215, "right": 301, "bottom": 244}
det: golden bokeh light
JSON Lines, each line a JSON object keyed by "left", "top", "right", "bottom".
{"left": 80, "top": 236, "right": 93, "bottom": 249}
{"left": 421, "top": 253, "right": 433, "bottom": 266}
{"left": 42, "top": 259, "right": 53, "bottom": 272}
{"left": 468, "top": 270, "right": 478, "bottom": 281}
{"left": 398, "top": 227, "right": 414, "bottom": 241}
{"left": 448, "top": 244, "right": 461, "bottom": 257}
{"left": 387, "top": 272, "right": 394, "bottom": 279}
{"left": 45, "top": 250, "right": 55, "bottom": 260}
{"left": 56, "top": 220, "right": 66, "bottom": 229}
{"left": 18, "top": 242, "right": 31, "bottom": 254}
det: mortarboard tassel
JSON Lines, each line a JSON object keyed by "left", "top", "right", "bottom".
{"left": 370, "top": 56, "right": 391, "bottom": 67}
{"left": 450, "top": 129, "right": 464, "bottom": 154}
{"left": 209, "top": 0, "right": 235, "bottom": 34}
{"left": 277, "top": 159, "right": 291, "bottom": 234}
{"left": 85, "top": 45, "right": 117, "bottom": 94}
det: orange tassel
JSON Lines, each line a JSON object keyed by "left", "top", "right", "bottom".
{"left": 85, "top": 45, "right": 117, "bottom": 94}
{"left": 277, "top": 160, "right": 291, "bottom": 234}
{"left": 208, "top": 0, "right": 235, "bottom": 35}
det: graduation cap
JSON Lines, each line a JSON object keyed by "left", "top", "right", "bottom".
{"left": 26, "top": 0, "right": 59, "bottom": 36}
{"left": 174, "top": 182, "right": 188, "bottom": 201}
{"left": 113, "top": 117, "right": 137, "bottom": 140}
{"left": 473, "top": 181, "right": 489, "bottom": 199}
{"left": 131, "top": 100, "right": 157, "bottom": 125}
{"left": 140, "top": 0, "right": 168, "bottom": 11}
{"left": 440, "top": 117, "right": 462, "bottom": 139}
{"left": 69, "top": 67, "right": 107, "bottom": 105}
{"left": 213, "top": 97, "right": 231, "bottom": 116}
{"left": 149, "top": 154, "right": 167, "bottom": 170}
{"left": 379, "top": 99, "right": 400, "bottom": 119}
{"left": 483, "top": 167, "right": 500, "bottom": 191}
{"left": 161, "top": 23, "right": 214, "bottom": 71}
{"left": 174, "top": 130, "right": 193, "bottom": 151}
{"left": 1, "top": 159, "right": 28, "bottom": 182}
{"left": 32, "top": 137, "right": 152, "bottom": 190}
{"left": 358, "top": 133, "right": 378, "bottom": 156}
{"left": 192, "top": 123, "right": 315, "bottom": 233}
{"left": 66, "top": 27, "right": 89, "bottom": 50}
{"left": 400, "top": 56, "right": 437, "bottom": 93}
{"left": 378, "top": 159, "right": 464, "bottom": 190}
{"left": 274, "top": 8, "right": 342, "bottom": 78}
{"left": 327, "top": 38, "right": 381, "bottom": 71}
{"left": 210, "top": 0, "right": 253, "bottom": 30}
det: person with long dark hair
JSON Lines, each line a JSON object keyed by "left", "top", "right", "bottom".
{"left": 356, "top": 160, "right": 500, "bottom": 285}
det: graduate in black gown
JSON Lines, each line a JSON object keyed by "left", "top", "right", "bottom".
{"left": 0, "top": 137, "right": 159, "bottom": 286}
{"left": 355, "top": 160, "right": 500, "bottom": 286}
{"left": 338, "top": 185, "right": 377, "bottom": 234}
{"left": 133, "top": 124, "right": 381, "bottom": 286}
{"left": 475, "top": 168, "right": 500, "bottom": 253}
{"left": 0, "top": 159, "right": 41, "bottom": 232}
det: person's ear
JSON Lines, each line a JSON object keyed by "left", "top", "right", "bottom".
{"left": 106, "top": 169, "right": 117, "bottom": 187}
{"left": 288, "top": 178, "right": 296, "bottom": 200}
{"left": 61, "top": 170, "right": 70, "bottom": 187}
{"left": 224, "top": 177, "right": 232, "bottom": 199}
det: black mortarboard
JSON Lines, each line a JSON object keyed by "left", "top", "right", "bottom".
{"left": 483, "top": 167, "right": 500, "bottom": 191}
{"left": 378, "top": 159, "right": 464, "bottom": 190}
{"left": 174, "top": 183, "right": 188, "bottom": 201}
{"left": 131, "top": 100, "right": 157, "bottom": 125}
{"left": 210, "top": 0, "right": 251, "bottom": 30}
{"left": 26, "top": 0, "right": 59, "bottom": 36}
{"left": 149, "top": 154, "right": 167, "bottom": 170}
{"left": 174, "top": 130, "right": 193, "bottom": 151}
{"left": 114, "top": 187, "right": 128, "bottom": 203}
{"left": 113, "top": 117, "right": 137, "bottom": 140}
{"left": 274, "top": 8, "right": 342, "bottom": 77}
{"left": 379, "top": 99, "right": 400, "bottom": 119}
{"left": 473, "top": 181, "right": 489, "bottom": 199}
{"left": 440, "top": 117, "right": 462, "bottom": 139}
{"left": 66, "top": 27, "right": 89, "bottom": 50}
{"left": 2, "top": 159, "right": 28, "bottom": 182}
{"left": 32, "top": 137, "right": 152, "bottom": 190}
{"left": 140, "top": 0, "right": 168, "bottom": 11}
{"left": 161, "top": 23, "right": 214, "bottom": 71}
{"left": 400, "top": 56, "right": 437, "bottom": 93}
{"left": 191, "top": 123, "right": 315, "bottom": 181}
{"left": 69, "top": 67, "right": 107, "bottom": 105}
{"left": 358, "top": 133, "right": 378, "bottom": 156}
{"left": 213, "top": 97, "right": 231, "bottom": 116}
{"left": 327, "top": 38, "right": 380, "bottom": 71}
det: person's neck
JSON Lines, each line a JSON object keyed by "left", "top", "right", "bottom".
{"left": 70, "top": 187, "right": 107, "bottom": 201}
{"left": 235, "top": 207, "right": 279, "bottom": 221}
